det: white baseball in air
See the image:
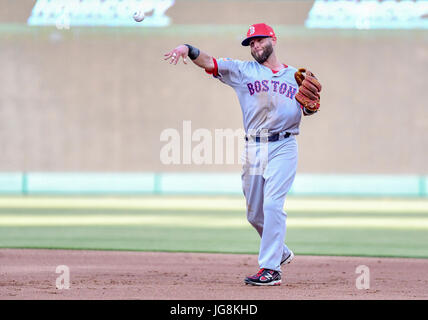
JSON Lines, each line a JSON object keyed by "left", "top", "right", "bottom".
{"left": 133, "top": 10, "right": 145, "bottom": 22}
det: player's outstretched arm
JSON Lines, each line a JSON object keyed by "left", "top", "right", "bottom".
{"left": 164, "top": 44, "right": 215, "bottom": 72}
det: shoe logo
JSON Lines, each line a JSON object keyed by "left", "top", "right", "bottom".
{"left": 261, "top": 273, "right": 273, "bottom": 281}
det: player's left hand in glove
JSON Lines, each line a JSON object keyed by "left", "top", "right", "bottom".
{"left": 294, "top": 68, "right": 322, "bottom": 113}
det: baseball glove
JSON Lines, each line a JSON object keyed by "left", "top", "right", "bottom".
{"left": 294, "top": 68, "right": 322, "bottom": 112}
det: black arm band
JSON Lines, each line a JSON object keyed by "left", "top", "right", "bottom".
{"left": 184, "top": 44, "right": 200, "bottom": 60}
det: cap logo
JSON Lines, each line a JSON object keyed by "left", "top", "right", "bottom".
{"left": 249, "top": 26, "right": 255, "bottom": 35}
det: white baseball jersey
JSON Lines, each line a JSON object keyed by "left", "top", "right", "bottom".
{"left": 214, "top": 58, "right": 303, "bottom": 135}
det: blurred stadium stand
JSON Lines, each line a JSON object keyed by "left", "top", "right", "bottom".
{"left": 0, "top": 0, "right": 426, "bottom": 196}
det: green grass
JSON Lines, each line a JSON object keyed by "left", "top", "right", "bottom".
{"left": 0, "top": 196, "right": 427, "bottom": 258}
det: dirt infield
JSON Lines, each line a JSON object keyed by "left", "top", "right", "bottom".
{"left": 1, "top": 249, "right": 427, "bottom": 300}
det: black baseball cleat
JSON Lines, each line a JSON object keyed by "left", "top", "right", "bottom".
{"left": 244, "top": 268, "right": 281, "bottom": 286}
{"left": 280, "top": 250, "right": 294, "bottom": 266}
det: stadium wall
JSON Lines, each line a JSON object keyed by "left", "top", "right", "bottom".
{"left": 0, "top": 1, "right": 426, "bottom": 175}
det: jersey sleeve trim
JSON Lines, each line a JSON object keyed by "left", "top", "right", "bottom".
{"left": 205, "top": 58, "right": 219, "bottom": 77}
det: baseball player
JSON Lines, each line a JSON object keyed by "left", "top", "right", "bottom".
{"left": 164, "top": 23, "right": 322, "bottom": 286}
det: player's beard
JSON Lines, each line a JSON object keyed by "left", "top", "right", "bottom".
{"left": 251, "top": 42, "right": 274, "bottom": 64}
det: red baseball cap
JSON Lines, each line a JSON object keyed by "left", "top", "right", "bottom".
{"left": 241, "top": 23, "right": 276, "bottom": 46}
